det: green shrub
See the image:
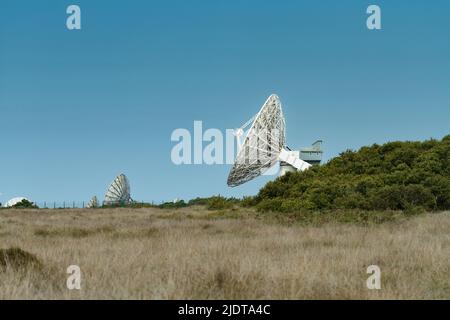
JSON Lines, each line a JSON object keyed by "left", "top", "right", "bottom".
{"left": 11, "top": 199, "right": 38, "bottom": 209}
{"left": 255, "top": 136, "right": 450, "bottom": 212}
{"left": 187, "top": 197, "right": 211, "bottom": 206}
{"left": 207, "top": 196, "right": 234, "bottom": 210}
{"left": 0, "top": 247, "right": 42, "bottom": 272}
{"left": 158, "top": 200, "right": 188, "bottom": 209}
{"left": 240, "top": 196, "right": 258, "bottom": 207}
{"left": 256, "top": 199, "right": 284, "bottom": 212}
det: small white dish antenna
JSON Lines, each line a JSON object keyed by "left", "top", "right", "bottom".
{"left": 86, "top": 196, "right": 98, "bottom": 208}
{"left": 103, "top": 174, "right": 132, "bottom": 205}
{"left": 3, "top": 197, "right": 30, "bottom": 208}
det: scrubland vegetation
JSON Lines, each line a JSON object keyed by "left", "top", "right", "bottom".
{"left": 1, "top": 136, "right": 449, "bottom": 299}
{"left": 254, "top": 136, "right": 450, "bottom": 213}
{"left": 123, "top": 136, "right": 450, "bottom": 216}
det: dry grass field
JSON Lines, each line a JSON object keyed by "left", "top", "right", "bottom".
{"left": 0, "top": 207, "right": 449, "bottom": 299}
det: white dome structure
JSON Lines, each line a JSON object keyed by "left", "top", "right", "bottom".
{"left": 3, "top": 197, "right": 30, "bottom": 208}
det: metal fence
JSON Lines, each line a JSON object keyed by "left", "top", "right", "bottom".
{"left": 33, "top": 200, "right": 158, "bottom": 209}
{"left": 34, "top": 201, "right": 88, "bottom": 209}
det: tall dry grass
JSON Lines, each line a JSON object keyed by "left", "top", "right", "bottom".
{"left": 0, "top": 207, "right": 448, "bottom": 299}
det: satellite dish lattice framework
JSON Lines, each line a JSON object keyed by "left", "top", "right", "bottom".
{"left": 103, "top": 174, "right": 132, "bottom": 205}
{"left": 86, "top": 196, "right": 98, "bottom": 208}
{"left": 227, "top": 94, "right": 312, "bottom": 187}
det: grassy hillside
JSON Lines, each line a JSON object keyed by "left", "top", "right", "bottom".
{"left": 255, "top": 135, "right": 450, "bottom": 212}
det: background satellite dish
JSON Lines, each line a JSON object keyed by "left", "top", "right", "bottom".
{"left": 3, "top": 197, "right": 30, "bottom": 208}
{"left": 103, "top": 174, "right": 132, "bottom": 205}
{"left": 86, "top": 196, "right": 98, "bottom": 208}
{"left": 227, "top": 94, "right": 313, "bottom": 187}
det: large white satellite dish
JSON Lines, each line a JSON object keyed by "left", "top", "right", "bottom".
{"left": 103, "top": 174, "right": 132, "bottom": 205}
{"left": 227, "top": 94, "right": 312, "bottom": 187}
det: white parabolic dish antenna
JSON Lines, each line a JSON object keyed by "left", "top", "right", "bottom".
{"left": 227, "top": 94, "right": 312, "bottom": 187}
{"left": 103, "top": 174, "right": 132, "bottom": 205}
{"left": 3, "top": 197, "right": 30, "bottom": 208}
{"left": 86, "top": 196, "right": 98, "bottom": 208}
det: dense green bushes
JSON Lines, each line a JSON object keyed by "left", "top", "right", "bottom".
{"left": 11, "top": 199, "right": 39, "bottom": 209}
{"left": 155, "top": 196, "right": 240, "bottom": 210}
{"left": 255, "top": 135, "right": 450, "bottom": 212}
{"left": 189, "top": 196, "right": 240, "bottom": 210}
{"left": 157, "top": 200, "right": 188, "bottom": 209}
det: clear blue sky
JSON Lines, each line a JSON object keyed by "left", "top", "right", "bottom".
{"left": 1, "top": 1, "right": 449, "bottom": 204}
